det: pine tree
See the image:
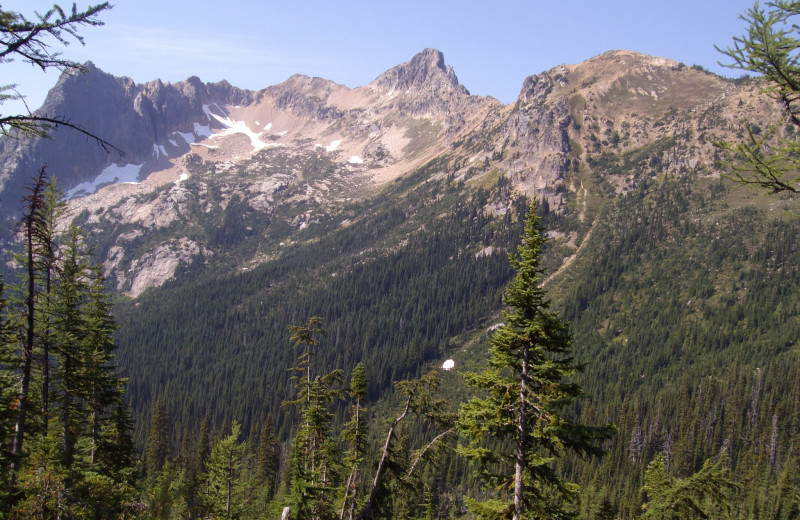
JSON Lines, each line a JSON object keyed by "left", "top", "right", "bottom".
{"left": 340, "top": 362, "right": 368, "bottom": 520}
{"left": 284, "top": 317, "right": 343, "bottom": 520}
{"left": 457, "top": 201, "right": 615, "bottom": 520}
{"left": 257, "top": 415, "right": 281, "bottom": 502}
{"left": 49, "top": 226, "right": 91, "bottom": 469}
{"left": 36, "top": 179, "right": 65, "bottom": 435}
{"left": 145, "top": 396, "right": 172, "bottom": 479}
{"left": 286, "top": 370, "right": 343, "bottom": 520}
{"left": 204, "top": 420, "right": 247, "bottom": 519}
{"left": 641, "top": 454, "right": 739, "bottom": 519}
{"left": 10, "top": 167, "right": 49, "bottom": 473}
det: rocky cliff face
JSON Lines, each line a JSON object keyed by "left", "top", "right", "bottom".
{"left": 0, "top": 63, "right": 255, "bottom": 215}
{"left": 0, "top": 49, "right": 783, "bottom": 296}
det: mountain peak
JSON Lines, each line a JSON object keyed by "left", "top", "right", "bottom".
{"left": 371, "top": 48, "right": 469, "bottom": 96}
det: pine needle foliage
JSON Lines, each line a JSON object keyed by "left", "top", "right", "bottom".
{"left": 458, "top": 201, "right": 615, "bottom": 520}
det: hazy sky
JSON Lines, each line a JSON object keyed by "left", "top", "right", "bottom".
{"left": 4, "top": 0, "right": 757, "bottom": 115}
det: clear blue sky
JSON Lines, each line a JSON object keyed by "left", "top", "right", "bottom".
{"left": 4, "top": 0, "right": 757, "bottom": 115}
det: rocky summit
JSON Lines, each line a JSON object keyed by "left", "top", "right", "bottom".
{"left": 0, "top": 48, "right": 781, "bottom": 298}
{"left": 4, "top": 46, "right": 800, "bottom": 518}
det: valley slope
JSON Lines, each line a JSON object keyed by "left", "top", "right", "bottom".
{"left": 1, "top": 48, "right": 798, "bottom": 517}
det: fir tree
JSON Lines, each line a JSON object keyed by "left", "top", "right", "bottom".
{"left": 204, "top": 420, "right": 247, "bottom": 519}
{"left": 340, "top": 362, "right": 368, "bottom": 520}
{"left": 641, "top": 454, "right": 739, "bottom": 519}
{"left": 457, "top": 201, "right": 615, "bottom": 520}
{"left": 257, "top": 415, "right": 281, "bottom": 502}
{"left": 145, "top": 396, "right": 172, "bottom": 479}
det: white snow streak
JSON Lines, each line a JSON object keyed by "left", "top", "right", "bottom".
{"left": 153, "top": 143, "right": 168, "bottom": 159}
{"left": 67, "top": 163, "right": 143, "bottom": 198}
{"left": 202, "top": 103, "right": 279, "bottom": 151}
{"left": 348, "top": 156, "right": 364, "bottom": 164}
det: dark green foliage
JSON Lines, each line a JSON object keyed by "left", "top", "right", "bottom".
{"left": 204, "top": 421, "right": 247, "bottom": 518}
{"left": 145, "top": 396, "right": 172, "bottom": 479}
{"left": 340, "top": 362, "right": 368, "bottom": 520}
{"left": 458, "top": 202, "right": 614, "bottom": 519}
{"left": 0, "top": 177, "right": 136, "bottom": 516}
{"left": 111, "top": 171, "right": 523, "bottom": 447}
{"left": 641, "top": 454, "right": 738, "bottom": 519}
{"left": 257, "top": 416, "right": 280, "bottom": 501}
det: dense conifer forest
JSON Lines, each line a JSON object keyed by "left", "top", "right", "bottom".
{"left": 3, "top": 2, "right": 800, "bottom": 518}
{"left": 3, "top": 159, "right": 800, "bottom": 518}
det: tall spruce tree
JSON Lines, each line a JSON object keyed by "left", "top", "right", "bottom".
{"left": 284, "top": 317, "right": 343, "bottom": 520}
{"left": 145, "top": 396, "right": 172, "bottom": 479}
{"left": 457, "top": 201, "right": 615, "bottom": 520}
{"left": 641, "top": 454, "right": 739, "bottom": 519}
{"left": 204, "top": 421, "right": 247, "bottom": 519}
{"left": 340, "top": 362, "right": 368, "bottom": 520}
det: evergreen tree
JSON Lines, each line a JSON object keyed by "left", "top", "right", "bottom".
{"left": 257, "top": 414, "right": 281, "bottom": 502}
{"left": 286, "top": 370, "right": 343, "bottom": 520}
{"left": 457, "top": 201, "right": 615, "bottom": 520}
{"left": 50, "top": 226, "right": 91, "bottom": 469}
{"left": 283, "top": 318, "right": 344, "bottom": 520}
{"left": 641, "top": 454, "right": 739, "bottom": 519}
{"left": 36, "top": 179, "right": 65, "bottom": 435}
{"left": 145, "top": 396, "right": 172, "bottom": 479}
{"left": 716, "top": 1, "right": 800, "bottom": 195}
{"left": 3, "top": 202, "right": 135, "bottom": 515}
{"left": 204, "top": 420, "right": 247, "bottom": 519}
{"left": 340, "top": 362, "right": 368, "bottom": 520}
{"left": 10, "top": 167, "right": 49, "bottom": 474}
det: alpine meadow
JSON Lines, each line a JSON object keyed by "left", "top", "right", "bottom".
{"left": 1, "top": 2, "right": 800, "bottom": 519}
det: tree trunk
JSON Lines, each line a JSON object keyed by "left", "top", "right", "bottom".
{"left": 357, "top": 395, "right": 411, "bottom": 520}
{"left": 10, "top": 170, "right": 47, "bottom": 472}
{"left": 513, "top": 346, "right": 529, "bottom": 520}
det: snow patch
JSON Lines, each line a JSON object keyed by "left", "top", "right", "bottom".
{"left": 175, "top": 131, "right": 195, "bottom": 145}
{"left": 316, "top": 140, "right": 341, "bottom": 152}
{"left": 442, "top": 359, "right": 455, "bottom": 371}
{"left": 67, "top": 162, "right": 143, "bottom": 198}
{"left": 348, "top": 156, "right": 364, "bottom": 164}
{"left": 276, "top": 130, "right": 288, "bottom": 136}
{"left": 153, "top": 143, "right": 168, "bottom": 159}
{"left": 174, "top": 173, "right": 188, "bottom": 184}
{"left": 202, "top": 103, "right": 278, "bottom": 151}
{"left": 264, "top": 122, "right": 273, "bottom": 131}
{"left": 193, "top": 123, "right": 213, "bottom": 138}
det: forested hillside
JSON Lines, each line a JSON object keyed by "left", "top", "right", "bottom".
{"left": 109, "top": 159, "right": 800, "bottom": 518}
{"left": 3, "top": 2, "right": 800, "bottom": 517}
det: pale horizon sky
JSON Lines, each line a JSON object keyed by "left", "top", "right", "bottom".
{"left": 4, "top": 1, "right": 757, "bottom": 115}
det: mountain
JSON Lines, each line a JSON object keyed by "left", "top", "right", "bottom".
{"left": 2, "top": 49, "right": 799, "bottom": 516}
{"left": 0, "top": 49, "right": 770, "bottom": 297}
